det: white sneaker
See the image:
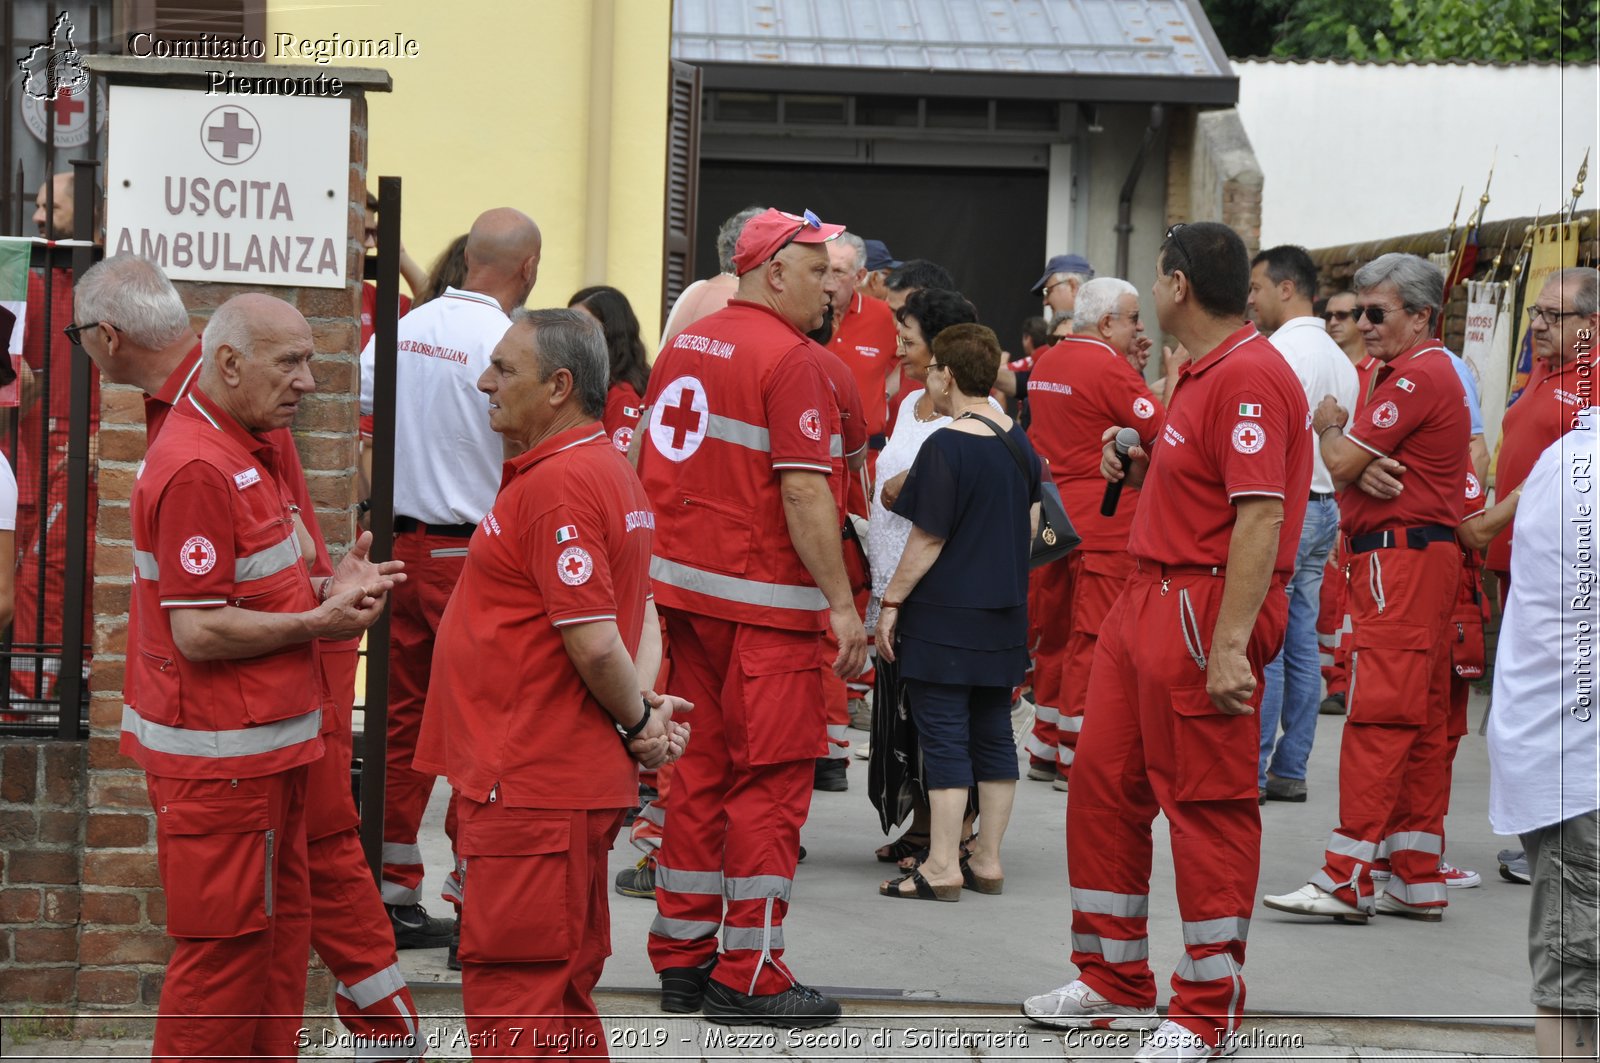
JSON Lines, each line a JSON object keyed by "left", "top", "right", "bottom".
{"left": 1134, "top": 1020, "right": 1239, "bottom": 1060}
{"left": 1376, "top": 891, "right": 1444, "bottom": 922}
{"left": 1021, "top": 979, "right": 1160, "bottom": 1030}
{"left": 1440, "top": 861, "right": 1481, "bottom": 888}
{"left": 854, "top": 741, "right": 871, "bottom": 760}
{"left": 1261, "top": 883, "right": 1369, "bottom": 924}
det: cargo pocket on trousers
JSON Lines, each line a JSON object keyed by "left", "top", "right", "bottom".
{"left": 458, "top": 811, "right": 572, "bottom": 965}
{"left": 1171, "top": 685, "right": 1257, "bottom": 801}
{"left": 738, "top": 630, "right": 827, "bottom": 767}
{"left": 1347, "top": 623, "right": 1434, "bottom": 726}
{"left": 155, "top": 795, "right": 272, "bottom": 939}
{"left": 1545, "top": 824, "right": 1600, "bottom": 968}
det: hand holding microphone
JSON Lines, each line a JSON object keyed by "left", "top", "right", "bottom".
{"left": 1100, "top": 426, "right": 1145, "bottom": 517}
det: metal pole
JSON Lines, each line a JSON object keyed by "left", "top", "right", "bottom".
{"left": 360, "top": 175, "right": 401, "bottom": 880}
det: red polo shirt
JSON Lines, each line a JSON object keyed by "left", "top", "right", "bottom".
{"left": 415, "top": 423, "right": 653, "bottom": 808}
{"left": 1026, "top": 335, "right": 1165, "bottom": 551}
{"left": 603, "top": 381, "right": 644, "bottom": 454}
{"left": 813, "top": 345, "right": 868, "bottom": 516}
{"left": 828, "top": 293, "right": 898, "bottom": 439}
{"left": 1486, "top": 352, "right": 1597, "bottom": 571}
{"left": 1341, "top": 343, "right": 1470, "bottom": 536}
{"left": 1127, "top": 325, "right": 1311, "bottom": 575}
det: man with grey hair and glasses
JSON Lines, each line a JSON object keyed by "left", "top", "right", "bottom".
{"left": 1266, "top": 252, "right": 1469, "bottom": 925}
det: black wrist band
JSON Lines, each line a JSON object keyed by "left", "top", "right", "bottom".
{"left": 619, "top": 698, "right": 652, "bottom": 741}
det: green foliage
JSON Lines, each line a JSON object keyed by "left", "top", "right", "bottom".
{"left": 1201, "top": 0, "right": 1598, "bottom": 63}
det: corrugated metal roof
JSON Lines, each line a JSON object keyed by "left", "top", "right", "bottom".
{"left": 672, "top": 0, "right": 1230, "bottom": 80}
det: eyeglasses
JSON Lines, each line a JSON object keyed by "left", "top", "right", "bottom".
{"left": 1164, "top": 224, "right": 1195, "bottom": 277}
{"left": 1107, "top": 310, "right": 1141, "bottom": 325}
{"left": 770, "top": 208, "right": 823, "bottom": 261}
{"left": 926, "top": 362, "right": 946, "bottom": 371}
{"left": 1352, "top": 304, "right": 1408, "bottom": 326}
{"left": 1041, "top": 278, "right": 1076, "bottom": 298}
{"left": 1527, "top": 305, "right": 1583, "bottom": 326}
{"left": 1323, "top": 310, "right": 1353, "bottom": 323}
{"left": 63, "top": 321, "right": 117, "bottom": 346}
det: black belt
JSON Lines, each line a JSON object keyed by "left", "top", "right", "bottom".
{"left": 1346, "top": 523, "right": 1455, "bottom": 554}
{"left": 1309, "top": 491, "right": 1335, "bottom": 502}
{"left": 868, "top": 433, "right": 888, "bottom": 451}
{"left": 395, "top": 516, "right": 476, "bottom": 538}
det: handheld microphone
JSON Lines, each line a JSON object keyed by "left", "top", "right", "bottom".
{"left": 1100, "top": 426, "right": 1143, "bottom": 517}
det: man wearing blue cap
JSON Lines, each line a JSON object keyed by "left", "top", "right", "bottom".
{"left": 1032, "top": 254, "right": 1096, "bottom": 326}
{"left": 861, "top": 239, "right": 902, "bottom": 302}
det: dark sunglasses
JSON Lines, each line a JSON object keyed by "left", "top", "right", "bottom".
{"left": 1164, "top": 224, "right": 1195, "bottom": 276}
{"left": 63, "top": 321, "right": 118, "bottom": 346}
{"left": 1323, "top": 310, "right": 1353, "bottom": 323}
{"left": 1352, "top": 304, "right": 1408, "bottom": 325}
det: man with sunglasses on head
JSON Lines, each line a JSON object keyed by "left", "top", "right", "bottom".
{"left": 639, "top": 208, "right": 867, "bottom": 1028}
{"left": 1025, "top": 222, "right": 1311, "bottom": 1061}
{"left": 1265, "top": 252, "right": 1469, "bottom": 927}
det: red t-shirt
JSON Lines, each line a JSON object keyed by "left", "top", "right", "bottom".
{"left": 828, "top": 293, "right": 899, "bottom": 439}
{"left": 603, "top": 381, "right": 645, "bottom": 454}
{"left": 1127, "top": 325, "right": 1312, "bottom": 574}
{"left": 1026, "top": 335, "right": 1164, "bottom": 551}
{"left": 1341, "top": 343, "right": 1470, "bottom": 535}
{"left": 813, "top": 345, "right": 868, "bottom": 517}
{"left": 415, "top": 424, "right": 653, "bottom": 807}
{"left": 1485, "top": 353, "right": 1597, "bottom": 571}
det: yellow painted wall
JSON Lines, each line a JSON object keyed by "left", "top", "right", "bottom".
{"left": 266, "top": 0, "right": 671, "bottom": 337}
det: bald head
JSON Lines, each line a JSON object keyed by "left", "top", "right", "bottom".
{"left": 464, "top": 208, "right": 542, "bottom": 311}
{"left": 34, "top": 173, "right": 74, "bottom": 239}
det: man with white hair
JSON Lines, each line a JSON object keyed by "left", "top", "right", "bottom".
{"left": 824, "top": 232, "right": 900, "bottom": 460}
{"left": 1023, "top": 277, "right": 1169, "bottom": 789}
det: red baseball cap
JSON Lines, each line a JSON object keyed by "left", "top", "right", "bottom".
{"left": 732, "top": 208, "right": 845, "bottom": 275}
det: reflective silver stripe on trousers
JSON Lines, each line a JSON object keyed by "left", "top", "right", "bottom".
{"left": 1381, "top": 830, "right": 1444, "bottom": 856}
{"left": 236, "top": 533, "right": 302, "bottom": 581}
{"left": 825, "top": 724, "right": 849, "bottom": 759}
{"left": 724, "top": 923, "right": 785, "bottom": 953}
{"left": 380, "top": 880, "right": 422, "bottom": 906}
{"left": 122, "top": 705, "right": 320, "bottom": 759}
{"left": 382, "top": 842, "right": 423, "bottom": 866}
{"left": 1325, "top": 832, "right": 1379, "bottom": 862}
{"left": 724, "top": 874, "right": 792, "bottom": 902}
{"left": 650, "top": 915, "right": 719, "bottom": 941}
{"left": 1071, "top": 932, "right": 1149, "bottom": 964}
{"left": 1071, "top": 887, "right": 1149, "bottom": 918}
{"left": 1023, "top": 732, "right": 1055, "bottom": 760}
{"left": 1059, "top": 746, "right": 1075, "bottom": 765}
{"left": 1034, "top": 704, "right": 1061, "bottom": 725}
{"left": 637, "top": 802, "right": 666, "bottom": 827}
{"left": 335, "top": 962, "right": 408, "bottom": 1009}
{"left": 655, "top": 865, "right": 724, "bottom": 895}
{"left": 1175, "top": 952, "right": 1237, "bottom": 983}
{"left": 650, "top": 557, "right": 828, "bottom": 613}
{"left": 1385, "top": 878, "right": 1448, "bottom": 906}
{"left": 1059, "top": 714, "right": 1084, "bottom": 733}
{"left": 133, "top": 550, "right": 160, "bottom": 581}
{"left": 1182, "top": 917, "right": 1250, "bottom": 945}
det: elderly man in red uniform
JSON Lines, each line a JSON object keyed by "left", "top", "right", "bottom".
{"left": 1024, "top": 222, "right": 1310, "bottom": 1061}
{"left": 77, "top": 257, "right": 423, "bottom": 1060}
{"left": 1023, "top": 276, "right": 1167, "bottom": 789}
{"left": 125, "top": 293, "right": 400, "bottom": 1061}
{"left": 1264, "top": 252, "right": 1469, "bottom": 925}
{"left": 415, "top": 309, "right": 687, "bottom": 1057}
{"left": 640, "top": 207, "right": 868, "bottom": 1027}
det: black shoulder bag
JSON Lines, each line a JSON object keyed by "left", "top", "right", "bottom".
{"left": 962, "top": 412, "right": 1079, "bottom": 568}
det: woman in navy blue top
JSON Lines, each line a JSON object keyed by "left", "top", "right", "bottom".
{"left": 876, "top": 323, "right": 1042, "bottom": 901}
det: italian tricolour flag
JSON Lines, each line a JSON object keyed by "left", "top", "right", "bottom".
{"left": 0, "top": 237, "right": 29, "bottom": 407}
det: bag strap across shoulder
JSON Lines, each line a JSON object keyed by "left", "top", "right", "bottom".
{"left": 960, "top": 411, "right": 1032, "bottom": 481}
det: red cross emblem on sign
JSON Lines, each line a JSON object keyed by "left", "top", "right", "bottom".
{"left": 649, "top": 376, "right": 710, "bottom": 462}
{"left": 51, "top": 88, "right": 84, "bottom": 126}
{"left": 1231, "top": 421, "right": 1265, "bottom": 455}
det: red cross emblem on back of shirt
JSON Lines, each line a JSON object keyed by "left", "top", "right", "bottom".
{"left": 660, "top": 388, "right": 703, "bottom": 449}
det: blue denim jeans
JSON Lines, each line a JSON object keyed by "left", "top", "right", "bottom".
{"left": 1258, "top": 497, "right": 1340, "bottom": 786}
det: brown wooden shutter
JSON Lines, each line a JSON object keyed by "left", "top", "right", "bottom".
{"left": 662, "top": 59, "right": 701, "bottom": 324}
{"left": 121, "top": 0, "right": 266, "bottom": 56}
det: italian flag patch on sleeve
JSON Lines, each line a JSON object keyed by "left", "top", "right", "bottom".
{"left": 555, "top": 525, "right": 579, "bottom": 543}
{"left": 1238, "top": 403, "right": 1262, "bottom": 417}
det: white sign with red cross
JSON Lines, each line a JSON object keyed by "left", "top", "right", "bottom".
{"left": 21, "top": 83, "right": 107, "bottom": 148}
{"left": 649, "top": 376, "right": 709, "bottom": 462}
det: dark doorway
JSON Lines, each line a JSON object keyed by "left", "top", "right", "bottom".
{"left": 698, "top": 161, "right": 1048, "bottom": 353}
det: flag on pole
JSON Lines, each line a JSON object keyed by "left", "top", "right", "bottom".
{"left": 1507, "top": 221, "right": 1582, "bottom": 406}
{"left": 0, "top": 237, "right": 30, "bottom": 408}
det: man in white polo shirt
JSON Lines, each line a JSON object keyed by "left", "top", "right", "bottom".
{"left": 1488, "top": 408, "right": 1599, "bottom": 1058}
{"left": 359, "top": 207, "right": 542, "bottom": 949}
{"left": 1246, "top": 245, "right": 1359, "bottom": 803}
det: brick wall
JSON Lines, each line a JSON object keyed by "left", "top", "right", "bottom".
{"left": 1169, "top": 108, "right": 1265, "bottom": 258}
{"left": 8, "top": 85, "right": 369, "bottom": 1027}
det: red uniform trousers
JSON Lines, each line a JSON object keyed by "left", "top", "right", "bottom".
{"left": 631, "top": 624, "right": 676, "bottom": 853}
{"left": 647, "top": 610, "right": 824, "bottom": 995}
{"left": 149, "top": 765, "right": 311, "bottom": 1063}
{"left": 457, "top": 798, "right": 625, "bottom": 1060}
{"left": 1312, "top": 541, "right": 1459, "bottom": 913}
{"left": 1055, "top": 550, "right": 1136, "bottom": 784}
{"left": 1316, "top": 551, "right": 1352, "bottom": 698}
{"left": 8, "top": 464, "right": 97, "bottom": 705}
{"left": 382, "top": 529, "right": 468, "bottom": 907}
{"left": 1025, "top": 555, "right": 1074, "bottom": 770}
{"left": 1067, "top": 568, "right": 1286, "bottom": 1047}
{"left": 821, "top": 528, "right": 872, "bottom": 761}
{"left": 306, "top": 647, "right": 421, "bottom": 1060}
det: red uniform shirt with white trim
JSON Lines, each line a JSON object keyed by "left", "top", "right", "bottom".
{"left": 414, "top": 424, "right": 653, "bottom": 808}
{"left": 827, "top": 293, "right": 899, "bottom": 438}
{"left": 639, "top": 300, "right": 837, "bottom": 632}
{"left": 813, "top": 345, "right": 868, "bottom": 517}
{"left": 358, "top": 286, "right": 510, "bottom": 525}
{"left": 1485, "top": 352, "right": 1597, "bottom": 571}
{"left": 1026, "top": 334, "right": 1165, "bottom": 551}
{"left": 1341, "top": 343, "right": 1470, "bottom": 535}
{"left": 124, "top": 388, "right": 325, "bottom": 780}
{"left": 603, "top": 381, "right": 645, "bottom": 454}
{"left": 1127, "top": 325, "right": 1312, "bottom": 574}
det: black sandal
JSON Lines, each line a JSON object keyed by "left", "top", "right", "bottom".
{"left": 960, "top": 856, "right": 1004, "bottom": 895}
{"left": 874, "top": 832, "right": 930, "bottom": 864}
{"left": 878, "top": 868, "right": 960, "bottom": 902}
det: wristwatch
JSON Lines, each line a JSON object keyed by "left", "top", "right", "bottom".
{"left": 617, "top": 697, "right": 652, "bottom": 741}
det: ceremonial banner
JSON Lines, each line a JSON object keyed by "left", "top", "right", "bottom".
{"left": 0, "top": 237, "right": 29, "bottom": 407}
{"left": 1508, "top": 222, "right": 1583, "bottom": 404}
{"left": 1464, "top": 280, "right": 1511, "bottom": 454}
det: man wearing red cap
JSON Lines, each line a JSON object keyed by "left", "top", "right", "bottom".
{"left": 640, "top": 208, "right": 867, "bottom": 1027}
